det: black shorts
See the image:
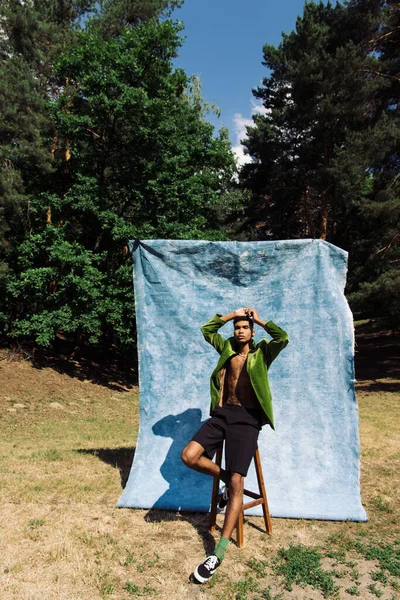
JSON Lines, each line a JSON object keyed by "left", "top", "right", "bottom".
{"left": 191, "top": 404, "right": 262, "bottom": 476}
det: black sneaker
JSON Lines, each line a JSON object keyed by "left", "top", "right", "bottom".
{"left": 193, "top": 554, "right": 221, "bottom": 584}
{"left": 218, "top": 485, "right": 229, "bottom": 509}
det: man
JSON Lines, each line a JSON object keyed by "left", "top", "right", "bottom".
{"left": 181, "top": 307, "right": 289, "bottom": 584}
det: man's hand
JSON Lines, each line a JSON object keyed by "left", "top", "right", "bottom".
{"left": 220, "top": 308, "right": 247, "bottom": 322}
{"left": 245, "top": 308, "right": 266, "bottom": 327}
{"left": 233, "top": 308, "right": 247, "bottom": 318}
{"left": 220, "top": 307, "right": 266, "bottom": 326}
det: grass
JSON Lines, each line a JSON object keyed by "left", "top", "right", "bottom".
{"left": 272, "top": 544, "right": 339, "bottom": 597}
{"left": 0, "top": 326, "right": 399, "bottom": 600}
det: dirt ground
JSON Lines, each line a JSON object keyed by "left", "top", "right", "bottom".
{"left": 0, "top": 322, "right": 399, "bottom": 600}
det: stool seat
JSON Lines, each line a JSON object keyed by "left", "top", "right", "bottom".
{"left": 209, "top": 445, "right": 272, "bottom": 548}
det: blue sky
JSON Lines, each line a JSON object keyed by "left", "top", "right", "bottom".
{"left": 172, "top": 0, "right": 310, "bottom": 164}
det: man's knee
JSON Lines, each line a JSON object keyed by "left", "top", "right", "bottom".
{"left": 181, "top": 442, "right": 201, "bottom": 468}
{"left": 229, "top": 472, "right": 244, "bottom": 495}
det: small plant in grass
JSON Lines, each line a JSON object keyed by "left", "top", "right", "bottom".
{"left": 146, "top": 553, "right": 160, "bottom": 568}
{"left": 326, "top": 532, "right": 354, "bottom": 552}
{"left": 28, "top": 518, "right": 44, "bottom": 528}
{"left": 228, "top": 574, "right": 260, "bottom": 599}
{"left": 124, "top": 552, "right": 136, "bottom": 567}
{"left": 345, "top": 585, "right": 360, "bottom": 596}
{"left": 101, "top": 583, "right": 114, "bottom": 596}
{"left": 248, "top": 557, "right": 268, "bottom": 577}
{"left": 346, "top": 560, "right": 358, "bottom": 568}
{"left": 104, "top": 533, "right": 116, "bottom": 545}
{"left": 354, "top": 539, "right": 400, "bottom": 577}
{"left": 391, "top": 579, "right": 400, "bottom": 592}
{"left": 325, "top": 549, "right": 346, "bottom": 564}
{"left": 207, "top": 572, "right": 221, "bottom": 589}
{"left": 329, "top": 568, "right": 346, "bottom": 579}
{"left": 143, "top": 583, "right": 154, "bottom": 595}
{"left": 257, "top": 586, "right": 284, "bottom": 599}
{"left": 371, "top": 570, "right": 389, "bottom": 585}
{"left": 125, "top": 582, "right": 140, "bottom": 594}
{"left": 349, "top": 567, "right": 360, "bottom": 582}
{"left": 134, "top": 554, "right": 159, "bottom": 573}
{"left": 272, "top": 544, "right": 340, "bottom": 598}
{"left": 368, "top": 583, "right": 384, "bottom": 597}
{"left": 124, "top": 582, "right": 154, "bottom": 596}
{"left": 373, "top": 496, "right": 394, "bottom": 513}
{"left": 98, "top": 571, "right": 115, "bottom": 597}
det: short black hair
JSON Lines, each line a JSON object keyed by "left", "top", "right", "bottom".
{"left": 233, "top": 316, "right": 254, "bottom": 330}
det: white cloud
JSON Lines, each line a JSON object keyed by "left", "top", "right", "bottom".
{"left": 232, "top": 99, "right": 269, "bottom": 168}
{"left": 251, "top": 98, "right": 269, "bottom": 115}
{"left": 232, "top": 113, "right": 253, "bottom": 168}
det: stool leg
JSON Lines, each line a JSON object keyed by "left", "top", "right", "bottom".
{"left": 209, "top": 445, "right": 223, "bottom": 533}
{"left": 236, "top": 510, "right": 244, "bottom": 548}
{"left": 254, "top": 447, "right": 272, "bottom": 535}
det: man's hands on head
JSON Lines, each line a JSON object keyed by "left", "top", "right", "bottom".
{"left": 220, "top": 308, "right": 266, "bottom": 327}
{"left": 220, "top": 308, "right": 246, "bottom": 322}
{"left": 245, "top": 308, "right": 266, "bottom": 327}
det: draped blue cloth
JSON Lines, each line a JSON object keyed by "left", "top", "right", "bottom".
{"left": 118, "top": 239, "right": 367, "bottom": 521}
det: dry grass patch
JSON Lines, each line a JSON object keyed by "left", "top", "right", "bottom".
{"left": 0, "top": 343, "right": 399, "bottom": 599}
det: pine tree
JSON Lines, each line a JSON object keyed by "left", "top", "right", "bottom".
{"left": 240, "top": 0, "right": 399, "bottom": 326}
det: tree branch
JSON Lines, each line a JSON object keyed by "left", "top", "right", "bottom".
{"left": 362, "top": 70, "right": 400, "bottom": 82}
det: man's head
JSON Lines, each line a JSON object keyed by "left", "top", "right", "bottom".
{"left": 233, "top": 316, "right": 254, "bottom": 344}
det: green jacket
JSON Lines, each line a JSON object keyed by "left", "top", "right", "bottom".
{"left": 200, "top": 314, "right": 289, "bottom": 429}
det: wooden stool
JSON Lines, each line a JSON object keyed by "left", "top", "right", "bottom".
{"left": 209, "top": 445, "right": 272, "bottom": 548}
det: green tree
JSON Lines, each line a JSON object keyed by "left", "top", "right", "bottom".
{"left": 93, "top": 0, "right": 184, "bottom": 38}
{"left": 0, "top": 0, "right": 97, "bottom": 329}
{"left": 240, "top": 0, "right": 399, "bottom": 326}
{"left": 7, "top": 19, "right": 236, "bottom": 347}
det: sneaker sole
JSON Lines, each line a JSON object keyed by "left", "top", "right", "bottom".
{"left": 193, "top": 566, "right": 214, "bottom": 584}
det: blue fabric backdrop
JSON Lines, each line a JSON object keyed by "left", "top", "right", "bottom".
{"left": 118, "top": 239, "right": 367, "bottom": 521}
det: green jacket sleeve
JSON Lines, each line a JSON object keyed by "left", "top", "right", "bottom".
{"left": 200, "top": 314, "right": 227, "bottom": 355}
{"left": 257, "top": 321, "right": 289, "bottom": 368}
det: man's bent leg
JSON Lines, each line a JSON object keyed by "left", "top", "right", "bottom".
{"left": 181, "top": 441, "right": 229, "bottom": 482}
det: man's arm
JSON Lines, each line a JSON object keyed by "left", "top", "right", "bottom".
{"left": 248, "top": 308, "right": 289, "bottom": 368}
{"left": 200, "top": 309, "right": 248, "bottom": 354}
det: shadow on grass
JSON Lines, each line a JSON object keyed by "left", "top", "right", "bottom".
{"left": 145, "top": 508, "right": 217, "bottom": 555}
{"left": 2, "top": 336, "right": 138, "bottom": 392}
{"left": 355, "top": 323, "right": 399, "bottom": 389}
{"left": 79, "top": 438, "right": 217, "bottom": 555}
{"left": 77, "top": 447, "right": 135, "bottom": 489}
{"left": 356, "top": 380, "right": 400, "bottom": 393}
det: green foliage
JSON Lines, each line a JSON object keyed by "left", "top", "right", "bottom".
{"left": 124, "top": 581, "right": 154, "bottom": 596}
{"left": 27, "top": 518, "right": 45, "bottom": 528}
{"left": 91, "top": 0, "right": 183, "bottom": 38}
{"left": 2, "top": 12, "right": 237, "bottom": 347}
{"left": 247, "top": 557, "right": 269, "bottom": 577}
{"left": 354, "top": 539, "right": 400, "bottom": 577}
{"left": 371, "top": 570, "right": 389, "bottom": 585}
{"left": 240, "top": 0, "right": 399, "bottom": 326}
{"left": 228, "top": 574, "right": 260, "bottom": 599}
{"left": 369, "top": 583, "right": 384, "bottom": 597}
{"left": 345, "top": 585, "right": 360, "bottom": 596}
{"left": 272, "top": 543, "right": 339, "bottom": 598}
{"left": 256, "top": 586, "right": 284, "bottom": 600}
{"left": 372, "top": 496, "right": 395, "bottom": 513}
